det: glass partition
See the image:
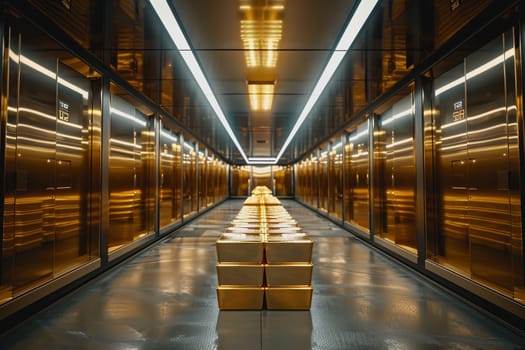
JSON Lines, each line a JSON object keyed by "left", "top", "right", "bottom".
{"left": 1, "top": 28, "right": 100, "bottom": 300}
{"left": 374, "top": 94, "right": 416, "bottom": 252}
{"left": 274, "top": 166, "right": 293, "bottom": 197}
{"left": 108, "top": 89, "right": 155, "bottom": 251}
{"left": 252, "top": 166, "right": 272, "bottom": 191}
{"left": 330, "top": 140, "right": 344, "bottom": 220}
{"left": 159, "top": 123, "right": 182, "bottom": 228}
{"left": 198, "top": 149, "right": 207, "bottom": 210}
{"left": 344, "top": 120, "right": 370, "bottom": 230}
{"left": 429, "top": 30, "right": 523, "bottom": 299}
{"left": 231, "top": 165, "right": 251, "bottom": 196}
{"left": 318, "top": 147, "right": 329, "bottom": 212}
{"left": 182, "top": 137, "right": 197, "bottom": 217}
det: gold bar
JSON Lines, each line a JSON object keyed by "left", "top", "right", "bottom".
{"left": 216, "top": 234, "right": 264, "bottom": 263}
{"left": 217, "top": 263, "right": 264, "bottom": 286}
{"left": 265, "top": 287, "right": 313, "bottom": 310}
{"left": 265, "top": 237, "right": 313, "bottom": 263}
{"left": 265, "top": 263, "right": 313, "bottom": 286}
{"left": 217, "top": 287, "right": 265, "bottom": 310}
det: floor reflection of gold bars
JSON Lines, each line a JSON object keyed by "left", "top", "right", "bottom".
{"left": 216, "top": 186, "right": 313, "bottom": 310}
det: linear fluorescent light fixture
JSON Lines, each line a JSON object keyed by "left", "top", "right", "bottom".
{"left": 275, "top": 0, "right": 378, "bottom": 163}
{"left": 148, "top": 0, "right": 249, "bottom": 163}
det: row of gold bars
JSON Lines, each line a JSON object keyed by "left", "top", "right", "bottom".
{"left": 216, "top": 186, "right": 313, "bottom": 310}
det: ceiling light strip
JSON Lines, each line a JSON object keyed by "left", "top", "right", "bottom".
{"left": 275, "top": 0, "right": 379, "bottom": 162}
{"left": 148, "top": 0, "right": 249, "bottom": 163}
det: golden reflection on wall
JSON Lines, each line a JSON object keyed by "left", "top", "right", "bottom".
{"left": 239, "top": 0, "right": 284, "bottom": 111}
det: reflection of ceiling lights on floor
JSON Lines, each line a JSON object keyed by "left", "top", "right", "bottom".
{"left": 248, "top": 83, "right": 274, "bottom": 111}
{"left": 240, "top": 0, "right": 284, "bottom": 111}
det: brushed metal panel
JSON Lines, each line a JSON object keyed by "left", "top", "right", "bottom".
{"left": 14, "top": 41, "right": 57, "bottom": 288}
{"left": 217, "top": 287, "right": 264, "bottom": 310}
{"left": 108, "top": 94, "right": 154, "bottom": 250}
{"left": 433, "top": 58, "right": 469, "bottom": 275}
{"left": 465, "top": 34, "right": 514, "bottom": 294}
{"left": 344, "top": 120, "right": 370, "bottom": 229}
{"left": 376, "top": 94, "right": 416, "bottom": 250}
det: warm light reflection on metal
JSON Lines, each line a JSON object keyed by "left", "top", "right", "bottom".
{"left": 160, "top": 130, "right": 178, "bottom": 143}
{"left": 439, "top": 135, "right": 517, "bottom": 152}
{"left": 349, "top": 129, "right": 368, "bottom": 142}
{"left": 110, "top": 107, "right": 147, "bottom": 127}
{"left": 9, "top": 49, "right": 90, "bottom": 100}
{"left": 239, "top": 5, "right": 283, "bottom": 68}
{"left": 441, "top": 123, "right": 511, "bottom": 142}
{"left": 18, "top": 107, "right": 83, "bottom": 129}
{"left": 110, "top": 138, "right": 143, "bottom": 149}
{"left": 385, "top": 137, "right": 413, "bottom": 149}
{"left": 441, "top": 107, "right": 507, "bottom": 130}
{"left": 434, "top": 49, "right": 515, "bottom": 96}
{"left": 18, "top": 123, "right": 83, "bottom": 142}
{"left": 381, "top": 107, "right": 413, "bottom": 126}
{"left": 351, "top": 151, "right": 369, "bottom": 158}
{"left": 248, "top": 83, "right": 274, "bottom": 111}
{"left": 15, "top": 136, "right": 84, "bottom": 152}
{"left": 240, "top": 1, "right": 284, "bottom": 113}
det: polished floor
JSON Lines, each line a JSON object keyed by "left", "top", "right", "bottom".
{"left": 1, "top": 199, "right": 524, "bottom": 349}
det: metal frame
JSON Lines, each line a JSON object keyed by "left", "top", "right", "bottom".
{"left": 0, "top": 5, "right": 6, "bottom": 285}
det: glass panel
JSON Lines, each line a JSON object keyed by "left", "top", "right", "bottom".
{"left": 344, "top": 121, "right": 370, "bottom": 230}
{"left": 182, "top": 138, "right": 197, "bottom": 217}
{"left": 465, "top": 34, "right": 514, "bottom": 295}
{"left": 2, "top": 28, "right": 98, "bottom": 302}
{"left": 330, "top": 140, "right": 344, "bottom": 220}
{"left": 108, "top": 93, "right": 154, "bottom": 251}
{"left": 274, "top": 165, "right": 293, "bottom": 197}
{"left": 198, "top": 149, "right": 207, "bottom": 210}
{"left": 430, "top": 31, "right": 523, "bottom": 299}
{"left": 159, "top": 124, "right": 181, "bottom": 228}
{"left": 318, "top": 147, "right": 329, "bottom": 212}
{"left": 206, "top": 155, "right": 216, "bottom": 206}
{"left": 252, "top": 166, "right": 272, "bottom": 192}
{"left": 309, "top": 156, "right": 319, "bottom": 207}
{"left": 375, "top": 94, "right": 416, "bottom": 252}
{"left": 231, "top": 165, "right": 250, "bottom": 197}
{"left": 54, "top": 62, "right": 94, "bottom": 274}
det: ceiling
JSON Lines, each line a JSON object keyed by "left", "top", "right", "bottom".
{"left": 169, "top": 0, "right": 358, "bottom": 159}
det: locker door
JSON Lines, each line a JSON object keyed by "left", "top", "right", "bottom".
{"left": 13, "top": 42, "right": 57, "bottom": 289}
{"left": 434, "top": 62, "right": 469, "bottom": 274}
{"left": 54, "top": 62, "right": 90, "bottom": 273}
{"left": 466, "top": 33, "right": 515, "bottom": 293}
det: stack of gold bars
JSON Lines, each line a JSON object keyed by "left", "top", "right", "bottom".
{"left": 216, "top": 186, "right": 313, "bottom": 310}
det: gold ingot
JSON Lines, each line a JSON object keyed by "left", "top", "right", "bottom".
{"left": 216, "top": 234, "right": 264, "bottom": 263}
{"left": 265, "top": 263, "right": 313, "bottom": 286}
{"left": 265, "top": 287, "right": 313, "bottom": 310}
{"left": 268, "top": 223, "right": 297, "bottom": 228}
{"left": 267, "top": 227, "right": 302, "bottom": 234}
{"left": 217, "top": 287, "right": 264, "bottom": 310}
{"left": 217, "top": 263, "right": 264, "bottom": 286}
{"left": 265, "top": 237, "right": 313, "bottom": 263}
{"left": 224, "top": 227, "right": 261, "bottom": 235}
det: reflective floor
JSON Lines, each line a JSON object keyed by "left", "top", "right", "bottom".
{"left": 1, "top": 199, "right": 524, "bottom": 349}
